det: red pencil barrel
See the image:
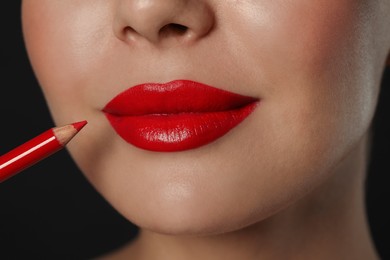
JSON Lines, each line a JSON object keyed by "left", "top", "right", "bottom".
{"left": 0, "top": 129, "right": 62, "bottom": 182}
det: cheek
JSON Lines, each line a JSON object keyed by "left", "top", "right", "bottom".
{"left": 213, "top": 0, "right": 380, "bottom": 216}
{"left": 22, "top": 1, "right": 114, "bottom": 114}
{"left": 22, "top": 1, "right": 121, "bottom": 187}
{"left": 227, "top": 0, "right": 379, "bottom": 141}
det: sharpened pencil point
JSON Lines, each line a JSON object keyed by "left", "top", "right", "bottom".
{"left": 72, "top": 120, "right": 88, "bottom": 131}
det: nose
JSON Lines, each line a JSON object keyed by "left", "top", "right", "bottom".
{"left": 113, "top": 0, "right": 215, "bottom": 45}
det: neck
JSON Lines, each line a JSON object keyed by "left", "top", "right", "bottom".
{"left": 110, "top": 134, "right": 379, "bottom": 260}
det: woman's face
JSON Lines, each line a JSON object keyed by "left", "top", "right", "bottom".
{"left": 22, "top": 0, "right": 390, "bottom": 234}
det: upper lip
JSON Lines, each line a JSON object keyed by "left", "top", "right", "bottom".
{"left": 102, "top": 80, "right": 259, "bottom": 115}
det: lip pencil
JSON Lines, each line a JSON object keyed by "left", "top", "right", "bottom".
{"left": 0, "top": 120, "right": 87, "bottom": 183}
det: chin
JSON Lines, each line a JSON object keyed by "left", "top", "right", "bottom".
{"left": 129, "top": 205, "right": 257, "bottom": 236}
{"left": 108, "top": 181, "right": 286, "bottom": 237}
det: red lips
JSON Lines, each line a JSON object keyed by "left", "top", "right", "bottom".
{"left": 103, "top": 80, "right": 259, "bottom": 152}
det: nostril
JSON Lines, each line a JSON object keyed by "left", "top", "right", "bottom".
{"left": 123, "top": 26, "right": 137, "bottom": 37}
{"left": 114, "top": 1, "right": 214, "bottom": 44}
{"left": 159, "top": 23, "right": 188, "bottom": 38}
{"left": 121, "top": 24, "right": 189, "bottom": 42}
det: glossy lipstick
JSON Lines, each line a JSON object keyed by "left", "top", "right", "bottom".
{"left": 103, "top": 80, "right": 258, "bottom": 152}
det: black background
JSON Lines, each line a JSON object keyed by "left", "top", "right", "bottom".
{"left": 0, "top": 1, "right": 389, "bottom": 259}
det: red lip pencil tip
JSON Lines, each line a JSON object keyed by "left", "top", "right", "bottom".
{"left": 72, "top": 120, "right": 88, "bottom": 131}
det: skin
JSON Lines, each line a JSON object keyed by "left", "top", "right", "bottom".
{"left": 22, "top": 0, "right": 390, "bottom": 259}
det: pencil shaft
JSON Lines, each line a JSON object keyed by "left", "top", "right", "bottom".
{"left": 0, "top": 129, "right": 62, "bottom": 182}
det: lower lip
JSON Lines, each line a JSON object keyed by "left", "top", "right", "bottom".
{"left": 105, "top": 102, "right": 258, "bottom": 152}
